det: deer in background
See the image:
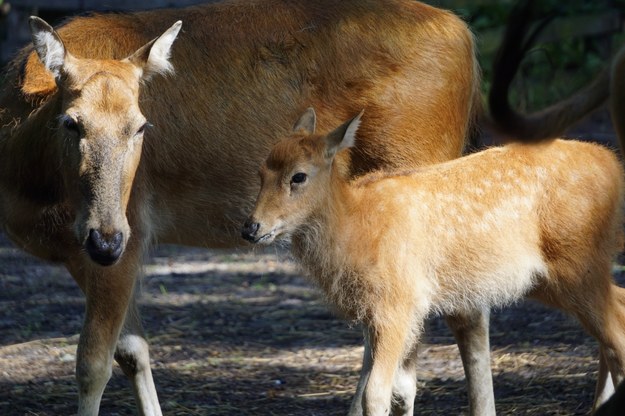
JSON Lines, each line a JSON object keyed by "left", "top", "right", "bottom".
{"left": 243, "top": 108, "right": 625, "bottom": 415}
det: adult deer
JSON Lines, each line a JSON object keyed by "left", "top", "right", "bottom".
{"left": 243, "top": 108, "right": 625, "bottom": 415}
{"left": 0, "top": 1, "right": 485, "bottom": 414}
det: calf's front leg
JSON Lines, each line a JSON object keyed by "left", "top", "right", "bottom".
{"left": 350, "top": 308, "right": 494, "bottom": 416}
{"left": 390, "top": 343, "right": 419, "bottom": 416}
{"left": 348, "top": 328, "right": 373, "bottom": 416}
{"left": 363, "top": 312, "right": 418, "bottom": 416}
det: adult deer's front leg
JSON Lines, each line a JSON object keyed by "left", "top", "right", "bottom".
{"left": 445, "top": 307, "right": 496, "bottom": 416}
{"left": 67, "top": 243, "right": 143, "bottom": 416}
{"left": 115, "top": 288, "right": 162, "bottom": 416}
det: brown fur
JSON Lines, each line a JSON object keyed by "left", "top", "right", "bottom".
{"left": 246, "top": 111, "right": 625, "bottom": 415}
{"left": 0, "top": 1, "right": 480, "bottom": 414}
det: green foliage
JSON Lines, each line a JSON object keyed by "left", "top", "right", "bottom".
{"left": 440, "top": 0, "right": 623, "bottom": 112}
{"left": 502, "top": 35, "right": 609, "bottom": 112}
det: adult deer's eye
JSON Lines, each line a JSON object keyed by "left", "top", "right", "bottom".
{"left": 291, "top": 172, "right": 307, "bottom": 184}
{"left": 62, "top": 116, "right": 79, "bottom": 133}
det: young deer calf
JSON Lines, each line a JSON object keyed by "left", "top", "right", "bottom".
{"left": 242, "top": 108, "right": 625, "bottom": 415}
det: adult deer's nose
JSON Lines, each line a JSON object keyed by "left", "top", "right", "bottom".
{"left": 86, "top": 228, "right": 124, "bottom": 266}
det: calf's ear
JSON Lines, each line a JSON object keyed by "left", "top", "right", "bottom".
{"left": 324, "top": 110, "right": 364, "bottom": 159}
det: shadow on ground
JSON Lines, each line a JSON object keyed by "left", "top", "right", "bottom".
{"left": 0, "top": 230, "right": 607, "bottom": 415}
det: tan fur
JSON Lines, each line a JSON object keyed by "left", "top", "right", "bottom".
{"left": 246, "top": 112, "right": 625, "bottom": 415}
{"left": 0, "top": 1, "right": 480, "bottom": 414}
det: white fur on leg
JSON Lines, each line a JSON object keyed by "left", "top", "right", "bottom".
{"left": 594, "top": 348, "right": 616, "bottom": 410}
{"left": 116, "top": 334, "right": 162, "bottom": 416}
{"left": 391, "top": 360, "right": 417, "bottom": 416}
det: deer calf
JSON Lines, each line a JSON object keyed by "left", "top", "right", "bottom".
{"left": 242, "top": 108, "right": 625, "bottom": 415}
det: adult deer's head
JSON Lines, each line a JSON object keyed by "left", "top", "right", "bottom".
{"left": 29, "top": 17, "right": 181, "bottom": 266}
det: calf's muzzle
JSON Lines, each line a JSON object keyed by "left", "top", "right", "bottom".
{"left": 241, "top": 219, "right": 260, "bottom": 243}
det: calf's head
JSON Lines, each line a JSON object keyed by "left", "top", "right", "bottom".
{"left": 29, "top": 17, "right": 181, "bottom": 266}
{"left": 242, "top": 108, "right": 362, "bottom": 245}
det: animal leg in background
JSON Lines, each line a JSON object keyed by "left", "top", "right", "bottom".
{"left": 488, "top": 0, "right": 610, "bottom": 141}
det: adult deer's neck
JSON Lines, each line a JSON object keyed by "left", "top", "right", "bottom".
{"left": 0, "top": 93, "right": 65, "bottom": 205}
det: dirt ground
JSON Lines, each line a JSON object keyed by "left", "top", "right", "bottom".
{"left": 0, "top": 110, "right": 621, "bottom": 416}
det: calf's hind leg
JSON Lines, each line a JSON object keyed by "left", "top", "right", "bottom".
{"left": 535, "top": 274, "right": 625, "bottom": 411}
{"left": 594, "top": 348, "right": 616, "bottom": 410}
{"left": 587, "top": 285, "right": 625, "bottom": 402}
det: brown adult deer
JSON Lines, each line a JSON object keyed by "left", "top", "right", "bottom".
{"left": 0, "top": 1, "right": 485, "bottom": 414}
{"left": 243, "top": 108, "right": 625, "bottom": 415}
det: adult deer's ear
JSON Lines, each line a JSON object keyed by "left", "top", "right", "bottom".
{"left": 29, "top": 16, "right": 67, "bottom": 80}
{"left": 292, "top": 107, "right": 317, "bottom": 135}
{"left": 126, "top": 20, "right": 182, "bottom": 80}
{"left": 324, "top": 110, "right": 363, "bottom": 159}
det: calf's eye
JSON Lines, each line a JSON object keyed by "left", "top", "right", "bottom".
{"left": 137, "top": 122, "right": 153, "bottom": 135}
{"left": 291, "top": 172, "right": 307, "bottom": 184}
